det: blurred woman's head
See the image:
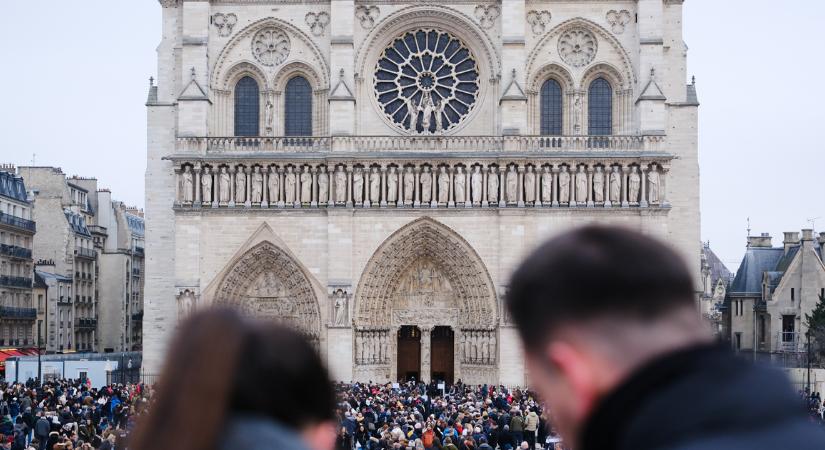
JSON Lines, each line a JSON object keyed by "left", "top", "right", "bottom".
{"left": 130, "top": 308, "right": 336, "bottom": 450}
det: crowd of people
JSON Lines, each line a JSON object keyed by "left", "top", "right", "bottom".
{"left": 802, "top": 391, "right": 825, "bottom": 423}
{"left": 0, "top": 379, "right": 150, "bottom": 450}
{"left": 333, "top": 381, "right": 561, "bottom": 450}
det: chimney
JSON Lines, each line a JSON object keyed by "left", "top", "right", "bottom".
{"left": 747, "top": 233, "right": 772, "bottom": 248}
{"left": 802, "top": 229, "right": 814, "bottom": 249}
{"left": 818, "top": 232, "right": 825, "bottom": 247}
{"left": 783, "top": 231, "right": 800, "bottom": 254}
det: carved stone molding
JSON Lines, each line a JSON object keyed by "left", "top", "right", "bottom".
{"left": 474, "top": 4, "right": 500, "bottom": 30}
{"left": 355, "top": 5, "right": 381, "bottom": 29}
{"left": 606, "top": 10, "right": 632, "bottom": 35}
{"left": 175, "top": 288, "right": 199, "bottom": 320}
{"left": 305, "top": 12, "right": 330, "bottom": 37}
{"left": 558, "top": 28, "right": 598, "bottom": 68}
{"left": 526, "top": 10, "right": 552, "bottom": 35}
{"left": 212, "top": 13, "right": 238, "bottom": 38}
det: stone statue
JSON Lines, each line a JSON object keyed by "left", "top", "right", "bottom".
{"left": 406, "top": 95, "right": 419, "bottom": 129}
{"left": 177, "top": 291, "right": 194, "bottom": 319}
{"left": 354, "top": 168, "right": 365, "bottom": 204}
{"left": 540, "top": 166, "right": 552, "bottom": 203}
{"left": 300, "top": 167, "right": 312, "bottom": 203}
{"left": 471, "top": 166, "right": 482, "bottom": 204}
{"left": 419, "top": 92, "right": 435, "bottom": 132}
{"left": 368, "top": 167, "right": 379, "bottom": 204}
{"left": 609, "top": 166, "right": 621, "bottom": 203}
{"left": 235, "top": 168, "right": 247, "bottom": 203}
{"left": 251, "top": 166, "right": 263, "bottom": 203}
{"left": 480, "top": 333, "right": 489, "bottom": 362}
{"left": 524, "top": 166, "right": 536, "bottom": 203}
{"left": 433, "top": 99, "right": 445, "bottom": 134}
{"left": 437, "top": 166, "right": 450, "bottom": 203}
{"left": 219, "top": 167, "right": 231, "bottom": 203}
{"left": 334, "top": 167, "right": 347, "bottom": 203}
{"left": 575, "top": 166, "right": 588, "bottom": 203}
{"left": 628, "top": 166, "right": 641, "bottom": 203}
{"left": 386, "top": 167, "right": 398, "bottom": 203}
{"left": 490, "top": 334, "right": 497, "bottom": 363}
{"left": 648, "top": 167, "right": 660, "bottom": 204}
{"left": 285, "top": 166, "right": 297, "bottom": 203}
{"left": 201, "top": 167, "right": 213, "bottom": 204}
{"left": 506, "top": 165, "right": 518, "bottom": 203}
{"left": 317, "top": 167, "right": 329, "bottom": 204}
{"left": 182, "top": 166, "right": 194, "bottom": 203}
{"left": 403, "top": 167, "right": 415, "bottom": 203}
{"left": 268, "top": 167, "right": 280, "bottom": 203}
{"left": 558, "top": 166, "right": 570, "bottom": 203}
{"left": 593, "top": 166, "right": 605, "bottom": 203}
{"left": 454, "top": 167, "right": 466, "bottom": 203}
{"left": 487, "top": 167, "right": 499, "bottom": 203}
{"left": 417, "top": 167, "right": 430, "bottom": 204}
{"left": 265, "top": 98, "right": 274, "bottom": 130}
{"left": 333, "top": 290, "right": 347, "bottom": 326}
{"left": 381, "top": 333, "right": 389, "bottom": 363}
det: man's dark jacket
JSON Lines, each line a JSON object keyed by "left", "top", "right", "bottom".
{"left": 581, "top": 344, "right": 825, "bottom": 450}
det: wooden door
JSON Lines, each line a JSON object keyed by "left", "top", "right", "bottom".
{"left": 397, "top": 326, "right": 421, "bottom": 382}
{"left": 430, "top": 326, "right": 454, "bottom": 385}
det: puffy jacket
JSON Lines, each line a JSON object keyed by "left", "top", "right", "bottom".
{"left": 524, "top": 411, "right": 539, "bottom": 431}
{"left": 580, "top": 344, "right": 825, "bottom": 450}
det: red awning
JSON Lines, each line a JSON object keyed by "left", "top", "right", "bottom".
{"left": 0, "top": 348, "right": 40, "bottom": 371}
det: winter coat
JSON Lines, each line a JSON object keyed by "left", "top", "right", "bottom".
{"left": 220, "top": 416, "right": 311, "bottom": 450}
{"left": 508, "top": 415, "right": 523, "bottom": 432}
{"left": 524, "top": 411, "right": 539, "bottom": 432}
{"left": 580, "top": 344, "right": 825, "bottom": 450}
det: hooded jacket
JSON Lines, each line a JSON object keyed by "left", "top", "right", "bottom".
{"left": 580, "top": 344, "right": 825, "bottom": 450}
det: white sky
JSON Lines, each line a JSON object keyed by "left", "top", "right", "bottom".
{"left": 1, "top": 0, "right": 822, "bottom": 272}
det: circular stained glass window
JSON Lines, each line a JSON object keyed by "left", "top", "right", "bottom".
{"left": 374, "top": 29, "right": 480, "bottom": 134}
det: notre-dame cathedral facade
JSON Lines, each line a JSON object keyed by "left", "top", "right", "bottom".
{"left": 144, "top": 0, "right": 699, "bottom": 387}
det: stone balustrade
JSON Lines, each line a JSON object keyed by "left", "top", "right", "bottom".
{"left": 173, "top": 157, "right": 671, "bottom": 210}
{"left": 175, "top": 135, "right": 665, "bottom": 155}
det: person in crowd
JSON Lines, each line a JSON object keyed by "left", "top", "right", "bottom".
{"left": 507, "top": 225, "right": 825, "bottom": 450}
{"left": 129, "top": 308, "right": 338, "bottom": 450}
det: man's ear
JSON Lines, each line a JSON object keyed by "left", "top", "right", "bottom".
{"left": 547, "top": 341, "right": 601, "bottom": 422}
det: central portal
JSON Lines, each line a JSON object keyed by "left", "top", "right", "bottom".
{"left": 397, "top": 326, "right": 421, "bottom": 382}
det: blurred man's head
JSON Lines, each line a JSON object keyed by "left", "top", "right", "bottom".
{"left": 507, "top": 226, "right": 710, "bottom": 445}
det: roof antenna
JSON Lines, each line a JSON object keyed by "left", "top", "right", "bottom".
{"left": 746, "top": 217, "right": 751, "bottom": 247}
{"left": 807, "top": 217, "right": 820, "bottom": 234}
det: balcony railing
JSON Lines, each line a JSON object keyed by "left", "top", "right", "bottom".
{"left": 131, "top": 311, "right": 144, "bottom": 322}
{"left": 0, "top": 276, "right": 32, "bottom": 289}
{"left": 74, "top": 247, "right": 97, "bottom": 259}
{"left": 176, "top": 135, "right": 666, "bottom": 155}
{"left": 75, "top": 318, "right": 97, "bottom": 329}
{"left": 57, "top": 295, "right": 71, "bottom": 305}
{"left": 0, "top": 244, "right": 32, "bottom": 259}
{"left": 776, "top": 332, "right": 802, "bottom": 352}
{"left": 132, "top": 268, "right": 141, "bottom": 276}
{"left": 133, "top": 246, "right": 144, "bottom": 256}
{"left": 0, "top": 306, "right": 36, "bottom": 319}
{"left": 0, "top": 211, "right": 35, "bottom": 233}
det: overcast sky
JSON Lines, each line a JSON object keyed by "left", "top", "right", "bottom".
{"left": 1, "top": 0, "right": 822, "bottom": 271}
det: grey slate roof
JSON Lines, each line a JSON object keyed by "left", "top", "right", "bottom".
{"left": 729, "top": 247, "right": 784, "bottom": 295}
{"left": 686, "top": 83, "right": 699, "bottom": 105}
{"left": 703, "top": 244, "right": 732, "bottom": 287}
{"left": 64, "top": 209, "right": 91, "bottom": 237}
{"left": 35, "top": 270, "right": 72, "bottom": 283}
{"left": 0, "top": 171, "right": 29, "bottom": 204}
{"left": 125, "top": 213, "right": 145, "bottom": 237}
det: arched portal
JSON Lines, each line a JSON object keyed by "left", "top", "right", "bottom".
{"left": 213, "top": 241, "right": 322, "bottom": 347}
{"left": 354, "top": 217, "right": 498, "bottom": 384}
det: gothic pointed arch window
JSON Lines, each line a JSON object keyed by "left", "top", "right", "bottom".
{"left": 588, "top": 77, "right": 613, "bottom": 135}
{"left": 234, "top": 76, "right": 260, "bottom": 136}
{"left": 284, "top": 76, "right": 313, "bottom": 136}
{"left": 540, "top": 79, "right": 563, "bottom": 135}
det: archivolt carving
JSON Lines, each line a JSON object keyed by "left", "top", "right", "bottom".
{"left": 212, "top": 17, "right": 329, "bottom": 90}
{"left": 222, "top": 61, "right": 270, "bottom": 92}
{"left": 354, "top": 218, "right": 497, "bottom": 329}
{"left": 528, "top": 63, "right": 575, "bottom": 93}
{"left": 214, "top": 241, "right": 321, "bottom": 342}
{"left": 581, "top": 62, "right": 626, "bottom": 90}
{"left": 273, "top": 61, "right": 327, "bottom": 91}
{"left": 526, "top": 18, "right": 636, "bottom": 90}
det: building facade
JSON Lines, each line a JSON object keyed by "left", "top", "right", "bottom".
{"left": 0, "top": 165, "right": 36, "bottom": 348}
{"left": 700, "top": 242, "right": 731, "bottom": 337}
{"left": 726, "top": 230, "right": 825, "bottom": 356}
{"left": 145, "top": 0, "right": 700, "bottom": 385}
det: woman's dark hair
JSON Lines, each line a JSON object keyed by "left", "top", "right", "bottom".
{"left": 130, "top": 308, "right": 335, "bottom": 450}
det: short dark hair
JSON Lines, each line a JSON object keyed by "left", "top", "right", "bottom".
{"left": 507, "top": 225, "right": 696, "bottom": 353}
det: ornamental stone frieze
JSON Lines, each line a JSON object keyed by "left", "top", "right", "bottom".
{"left": 171, "top": 154, "right": 671, "bottom": 210}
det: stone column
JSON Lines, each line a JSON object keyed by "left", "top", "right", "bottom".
{"left": 397, "top": 168, "right": 403, "bottom": 208}
{"left": 245, "top": 167, "right": 252, "bottom": 208}
{"left": 448, "top": 167, "right": 455, "bottom": 208}
{"left": 464, "top": 168, "right": 471, "bottom": 208}
{"left": 586, "top": 166, "right": 594, "bottom": 207}
{"left": 640, "top": 165, "right": 649, "bottom": 208}
{"left": 174, "top": 168, "right": 181, "bottom": 205}
{"left": 380, "top": 166, "right": 387, "bottom": 207}
{"left": 517, "top": 167, "right": 525, "bottom": 207}
{"left": 414, "top": 167, "right": 420, "bottom": 207}
{"left": 430, "top": 168, "right": 437, "bottom": 208}
{"left": 311, "top": 167, "right": 318, "bottom": 207}
{"left": 552, "top": 167, "right": 559, "bottom": 207}
{"left": 481, "top": 166, "right": 488, "bottom": 208}
{"left": 389, "top": 325, "right": 400, "bottom": 382}
{"left": 621, "top": 166, "right": 629, "bottom": 208}
{"left": 228, "top": 167, "right": 236, "bottom": 208}
{"left": 194, "top": 165, "right": 202, "bottom": 207}
{"left": 294, "top": 166, "right": 302, "bottom": 208}
{"left": 262, "top": 168, "right": 270, "bottom": 208}
{"left": 420, "top": 326, "right": 433, "bottom": 384}
{"left": 661, "top": 164, "right": 670, "bottom": 207}
{"left": 498, "top": 167, "right": 506, "bottom": 208}
{"left": 278, "top": 167, "right": 285, "bottom": 208}
{"left": 346, "top": 167, "right": 353, "bottom": 208}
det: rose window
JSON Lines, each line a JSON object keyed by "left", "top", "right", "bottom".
{"left": 251, "top": 28, "right": 291, "bottom": 67}
{"left": 558, "top": 29, "right": 598, "bottom": 68}
{"left": 374, "top": 29, "right": 480, "bottom": 134}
